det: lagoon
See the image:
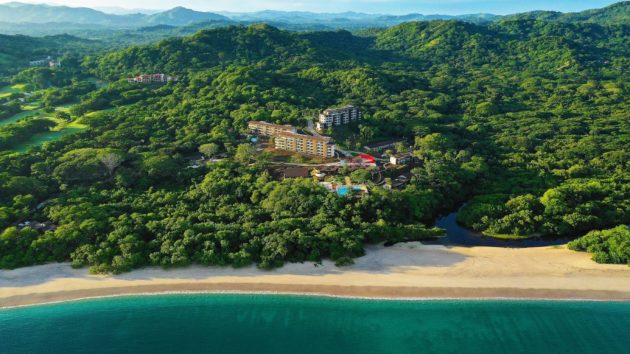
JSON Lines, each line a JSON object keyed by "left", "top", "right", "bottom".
{"left": 435, "top": 211, "right": 572, "bottom": 247}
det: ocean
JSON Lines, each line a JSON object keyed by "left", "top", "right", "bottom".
{"left": 1, "top": 295, "right": 628, "bottom": 354}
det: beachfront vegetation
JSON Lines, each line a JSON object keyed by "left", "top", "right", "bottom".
{"left": 0, "top": 6, "right": 628, "bottom": 272}
{"left": 568, "top": 226, "right": 630, "bottom": 265}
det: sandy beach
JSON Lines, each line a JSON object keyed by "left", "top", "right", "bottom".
{"left": 1, "top": 242, "right": 629, "bottom": 307}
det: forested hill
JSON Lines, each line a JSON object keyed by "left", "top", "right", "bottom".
{"left": 0, "top": 2, "right": 628, "bottom": 38}
{"left": 0, "top": 18, "right": 628, "bottom": 272}
{"left": 504, "top": 1, "right": 630, "bottom": 25}
{"left": 0, "top": 34, "right": 98, "bottom": 76}
{"left": 90, "top": 20, "right": 629, "bottom": 78}
{"left": 374, "top": 20, "right": 629, "bottom": 72}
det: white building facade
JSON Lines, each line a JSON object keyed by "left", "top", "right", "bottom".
{"left": 316, "top": 105, "right": 361, "bottom": 131}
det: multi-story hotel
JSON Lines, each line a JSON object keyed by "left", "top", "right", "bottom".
{"left": 248, "top": 121, "right": 297, "bottom": 137}
{"left": 127, "top": 74, "right": 177, "bottom": 84}
{"left": 274, "top": 132, "right": 336, "bottom": 158}
{"left": 316, "top": 105, "right": 361, "bottom": 131}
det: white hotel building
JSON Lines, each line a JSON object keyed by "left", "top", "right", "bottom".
{"left": 316, "top": 105, "right": 361, "bottom": 131}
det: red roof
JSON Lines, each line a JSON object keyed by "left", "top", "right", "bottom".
{"left": 358, "top": 153, "right": 375, "bottom": 163}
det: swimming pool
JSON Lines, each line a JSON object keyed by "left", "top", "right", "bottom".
{"left": 337, "top": 186, "right": 362, "bottom": 196}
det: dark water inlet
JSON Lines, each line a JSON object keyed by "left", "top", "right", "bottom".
{"left": 433, "top": 212, "right": 572, "bottom": 247}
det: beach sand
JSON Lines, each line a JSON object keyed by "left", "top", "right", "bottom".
{"left": 1, "top": 243, "right": 629, "bottom": 307}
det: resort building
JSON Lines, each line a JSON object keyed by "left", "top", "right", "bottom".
{"left": 316, "top": 105, "right": 361, "bottom": 131}
{"left": 127, "top": 74, "right": 177, "bottom": 84}
{"left": 281, "top": 167, "right": 311, "bottom": 179}
{"left": 274, "top": 132, "right": 336, "bottom": 158}
{"left": 390, "top": 153, "right": 413, "bottom": 166}
{"left": 29, "top": 56, "right": 61, "bottom": 68}
{"left": 49, "top": 59, "right": 62, "bottom": 68}
{"left": 364, "top": 139, "right": 406, "bottom": 153}
{"left": 248, "top": 121, "right": 297, "bottom": 137}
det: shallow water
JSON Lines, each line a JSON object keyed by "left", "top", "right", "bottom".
{"left": 1, "top": 295, "right": 628, "bottom": 354}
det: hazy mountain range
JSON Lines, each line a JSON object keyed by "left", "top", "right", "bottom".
{"left": 0, "top": 1, "right": 627, "bottom": 37}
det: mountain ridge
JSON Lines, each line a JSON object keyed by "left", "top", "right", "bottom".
{"left": 0, "top": 1, "right": 626, "bottom": 30}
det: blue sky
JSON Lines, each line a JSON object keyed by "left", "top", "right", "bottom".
{"left": 1, "top": 0, "right": 621, "bottom": 14}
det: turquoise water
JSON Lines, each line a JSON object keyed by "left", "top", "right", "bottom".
{"left": 1, "top": 295, "right": 629, "bottom": 354}
{"left": 337, "top": 186, "right": 362, "bottom": 196}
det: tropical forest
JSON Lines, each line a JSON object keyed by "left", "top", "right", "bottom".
{"left": 0, "top": 2, "right": 628, "bottom": 273}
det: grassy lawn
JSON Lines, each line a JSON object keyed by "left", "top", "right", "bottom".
{"left": 1, "top": 98, "right": 79, "bottom": 128}
{"left": 66, "top": 118, "right": 88, "bottom": 129}
{"left": 12, "top": 126, "right": 85, "bottom": 153}
{"left": 0, "top": 109, "right": 43, "bottom": 127}
{"left": 1, "top": 82, "right": 107, "bottom": 152}
{"left": 84, "top": 108, "right": 115, "bottom": 117}
{"left": 1, "top": 96, "right": 89, "bottom": 152}
{"left": 22, "top": 99, "right": 43, "bottom": 111}
{"left": 0, "top": 84, "right": 26, "bottom": 98}
{"left": 10, "top": 116, "right": 87, "bottom": 153}
{"left": 482, "top": 232, "right": 539, "bottom": 240}
{"left": 48, "top": 116, "right": 88, "bottom": 131}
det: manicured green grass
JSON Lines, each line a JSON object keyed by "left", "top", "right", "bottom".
{"left": 0, "top": 84, "right": 25, "bottom": 98}
{"left": 22, "top": 99, "right": 42, "bottom": 111}
{"left": 12, "top": 126, "right": 85, "bottom": 153}
{"left": 11, "top": 116, "right": 87, "bottom": 153}
{"left": 1, "top": 95, "right": 89, "bottom": 152}
{"left": 10, "top": 113, "right": 88, "bottom": 153}
{"left": 482, "top": 232, "right": 539, "bottom": 240}
{"left": 1, "top": 98, "right": 78, "bottom": 128}
{"left": 55, "top": 104, "right": 74, "bottom": 112}
{"left": 66, "top": 118, "right": 88, "bottom": 129}
{"left": 84, "top": 108, "right": 115, "bottom": 117}
{"left": 0, "top": 109, "right": 43, "bottom": 127}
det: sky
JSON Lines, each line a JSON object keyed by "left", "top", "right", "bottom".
{"left": 0, "top": 0, "right": 621, "bottom": 15}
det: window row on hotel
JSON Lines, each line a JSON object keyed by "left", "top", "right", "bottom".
{"left": 316, "top": 105, "right": 361, "bottom": 131}
{"left": 248, "top": 121, "right": 335, "bottom": 158}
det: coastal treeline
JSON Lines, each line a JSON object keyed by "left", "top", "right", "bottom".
{"left": 1, "top": 161, "right": 443, "bottom": 272}
{"left": 568, "top": 226, "right": 630, "bottom": 265}
{"left": 0, "top": 14, "right": 628, "bottom": 271}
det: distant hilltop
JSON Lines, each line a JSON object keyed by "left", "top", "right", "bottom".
{"left": 0, "top": 2, "right": 230, "bottom": 27}
{"left": 0, "top": 1, "right": 627, "bottom": 30}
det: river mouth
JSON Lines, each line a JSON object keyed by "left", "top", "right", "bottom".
{"left": 432, "top": 212, "right": 572, "bottom": 248}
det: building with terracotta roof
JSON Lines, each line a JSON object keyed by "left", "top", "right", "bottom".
{"left": 248, "top": 121, "right": 297, "bottom": 137}
{"left": 274, "top": 132, "right": 335, "bottom": 158}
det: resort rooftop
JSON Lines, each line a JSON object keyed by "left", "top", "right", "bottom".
{"left": 276, "top": 131, "right": 333, "bottom": 143}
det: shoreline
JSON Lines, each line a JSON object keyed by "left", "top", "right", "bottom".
{"left": 2, "top": 285, "right": 630, "bottom": 310}
{"left": 2, "top": 243, "right": 629, "bottom": 308}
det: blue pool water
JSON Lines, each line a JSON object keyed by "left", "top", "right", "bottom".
{"left": 337, "top": 186, "right": 362, "bottom": 196}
